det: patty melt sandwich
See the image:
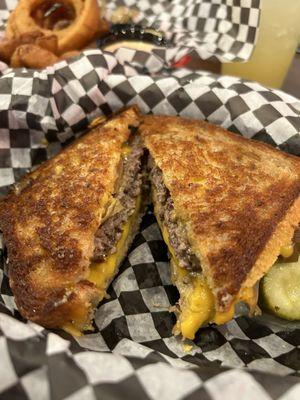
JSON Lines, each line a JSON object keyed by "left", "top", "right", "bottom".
{"left": 140, "top": 115, "right": 300, "bottom": 339}
{"left": 0, "top": 106, "right": 145, "bottom": 335}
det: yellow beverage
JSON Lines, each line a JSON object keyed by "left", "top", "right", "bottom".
{"left": 222, "top": 0, "right": 300, "bottom": 88}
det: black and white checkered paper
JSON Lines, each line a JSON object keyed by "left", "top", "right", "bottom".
{"left": 1, "top": 0, "right": 300, "bottom": 399}
{"left": 104, "top": 0, "right": 262, "bottom": 62}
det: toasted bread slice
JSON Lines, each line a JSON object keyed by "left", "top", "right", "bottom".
{"left": 0, "top": 106, "right": 142, "bottom": 333}
{"left": 140, "top": 115, "right": 300, "bottom": 338}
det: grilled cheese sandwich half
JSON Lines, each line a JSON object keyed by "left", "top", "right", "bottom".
{"left": 156, "top": 205, "right": 257, "bottom": 339}
{"left": 141, "top": 115, "right": 300, "bottom": 339}
{"left": 0, "top": 106, "right": 145, "bottom": 334}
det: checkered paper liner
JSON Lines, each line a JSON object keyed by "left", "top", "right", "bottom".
{"left": 2, "top": 214, "right": 300, "bottom": 400}
{"left": 0, "top": 48, "right": 300, "bottom": 195}
{"left": 0, "top": 47, "right": 300, "bottom": 399}
{"left": 0, "top": 0, "right": 261, "bottom": 63}
{"left": 104, "top": 0, "right": 262, "bottom": 63}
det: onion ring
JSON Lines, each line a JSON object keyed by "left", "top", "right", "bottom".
{"left": 6, "top": 0, "right": 107, "bottom": 54}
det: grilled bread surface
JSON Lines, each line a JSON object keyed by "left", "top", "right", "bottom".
{"left": 140, "top": 115, "right": 300, "bottom": 311}
{"left": 0, "top": 106, "right": 141, "bottom": 329}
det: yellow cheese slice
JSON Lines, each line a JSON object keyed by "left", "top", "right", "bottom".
{"left": 63, "top": 323, "right": 83, "bottom": 337}
{"left": 280, "top": 244, "right": 294, "bottom": 258}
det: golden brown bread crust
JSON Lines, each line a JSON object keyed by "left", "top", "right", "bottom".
{"left": 140, "top": 115, "right": 300, "bottom": 311}
{"left": 0, "top": 106, "right": 141, "bottom": 329}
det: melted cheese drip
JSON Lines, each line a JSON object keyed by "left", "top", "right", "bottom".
{"left": 122, "top": 144, "right": 132, "bottom": 156}
{"left": 63, "top": 195, "right": 142, "bottom": 337}
{"left": 62, "top": 145, "right": 141, "bottom": 337}
{"left": 159, "top": 220, "right": 256, "bottom": 340}
{"left": 88, "top": 194, "right": 141, "bottom": 293}
{"left": 63, "top": 300, "right": 94, "bottom": 337}
{"left": 280, "top": 244, "right": 294, "bottom": 258}
{"left": 63, "top": 323, "right": 83, "bottom": 337}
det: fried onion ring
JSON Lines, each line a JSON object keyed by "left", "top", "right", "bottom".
{"left": 6, "top": 0, "right": 106, "bottom": 54}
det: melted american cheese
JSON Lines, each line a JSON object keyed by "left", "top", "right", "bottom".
{"left": 158, "top": 219, "right": 256, "bottom": 340}
{"left": 280, "top": 244, "right": 294, "bottom": 258}
{"left": 63, "top": 144, "right": 141, "bottom": 337}
{"left": 89, "top": 194, "right": 141, "bottom": 293}
{"left": 63, "top": 194, "right": 142, "bottom": 337}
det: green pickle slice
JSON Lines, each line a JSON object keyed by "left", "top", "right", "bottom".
{"left": 260, "top": 258, "right": 300, "bottom": 320}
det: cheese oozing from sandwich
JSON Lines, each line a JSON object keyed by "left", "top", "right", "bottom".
{"left": 150, "top": 162, "right": 296, "bottom": 340}
{"left": 156, "top": 211, "right": 256, "bottom": 340}
{"left": 88, "top": 194, "right": 142, "bottom": 293}
{"left": 156, "top": 205, "right": 295, "bottom": 340}
{"left": 63, "top": 142, "right": 144, "bottom": 336}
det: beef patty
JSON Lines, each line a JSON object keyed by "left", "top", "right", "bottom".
{"left": 92, "top": 136, "right": 144, "bottom": 262}
{"left": 151, "top": 163, "right": 201, "bottom": 271}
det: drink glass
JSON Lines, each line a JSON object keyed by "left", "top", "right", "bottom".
{"left": 222, "top": 0, "right": 300, "bottom": 88}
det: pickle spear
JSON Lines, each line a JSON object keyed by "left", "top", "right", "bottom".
{"left": 260, "top": 260, "right": 300, "bottom": 320}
